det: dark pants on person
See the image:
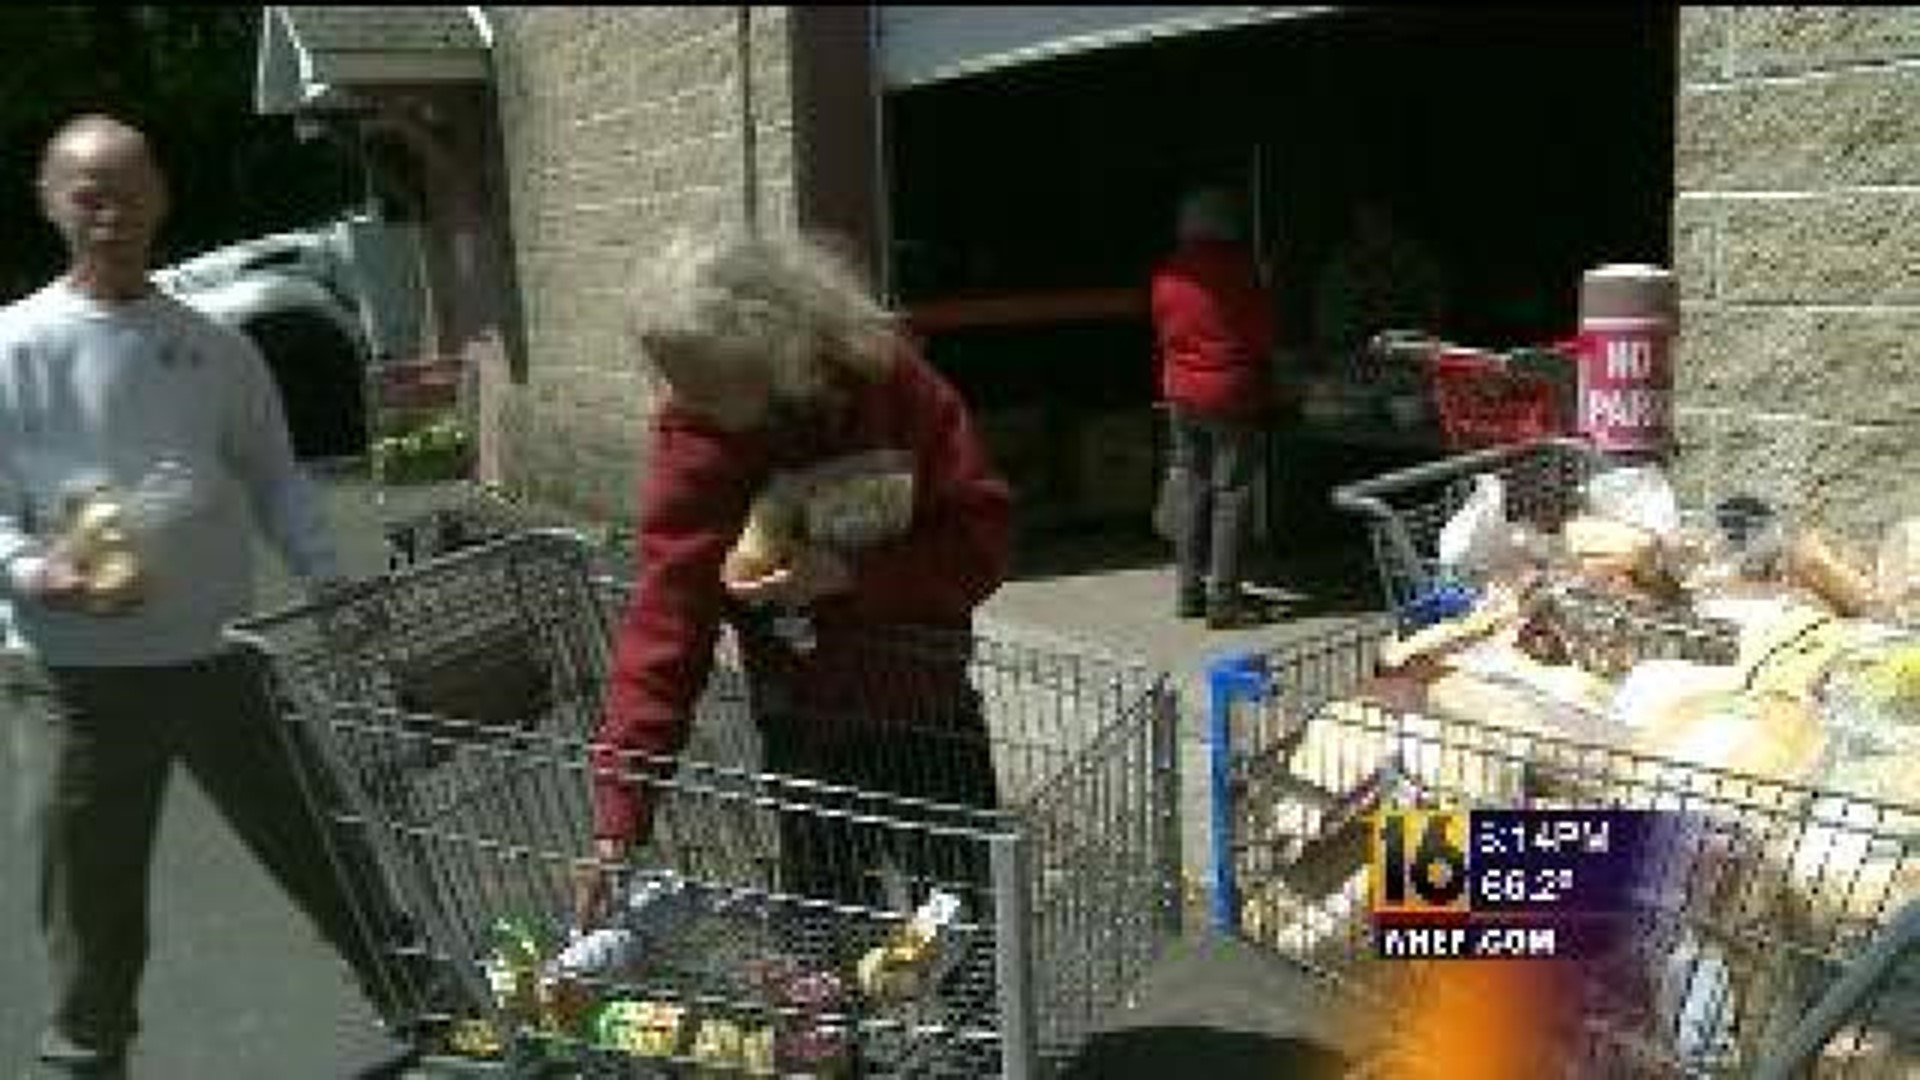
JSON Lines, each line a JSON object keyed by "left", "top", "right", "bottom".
{"left": 1168, "top": 407, "right": 1260, "bottom": 606}
{"left": 7, "top": 651, "right": 416, "bottom": 1070}
{"left": 757, "top": 680, "right": 1001, "bottom": 922}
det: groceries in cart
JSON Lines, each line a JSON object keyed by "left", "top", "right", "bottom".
{"left": 855, "top": 888, "right": 966, "bottom": 1003}
{"left": 462, "top": 865, "right": 968, "bottom": 1075}
{"left": 1394, "top": 458, "right": 1920, "bottom": 779}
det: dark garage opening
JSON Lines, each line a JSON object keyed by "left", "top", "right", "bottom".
{"left": 884, "top": 7, "right": 1678, "bottom": 551}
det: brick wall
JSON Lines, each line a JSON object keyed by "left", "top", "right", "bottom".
{"left": 1673, "top": 7, "right": 1920, "bottom": 543}
{"left": 484, "top": 6, "right": 796, "bottom": 522}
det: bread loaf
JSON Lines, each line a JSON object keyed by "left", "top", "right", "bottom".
{"left": 722, "top": 492, "right": 801, "bottom": 584}
{"left": 1631, "top": 689, "right": 1827, "bottom": 785}
{"left": 1786, "top": 528, "right": 1877, "bottom": 618}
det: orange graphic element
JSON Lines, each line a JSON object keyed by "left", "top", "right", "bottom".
{"left": 1349, "top": 960, "right": 1587, "bottom": 1080}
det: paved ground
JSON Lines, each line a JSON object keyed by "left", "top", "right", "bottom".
{"left": 1, "top": 471, "right": 1382, "bottom": 1078}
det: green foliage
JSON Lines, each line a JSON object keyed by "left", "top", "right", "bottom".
{"left": 0, "top": 6, "right": 356, "bottom": 298}
{"left": 372, "top": 411, "right": 473, "bottom": 485}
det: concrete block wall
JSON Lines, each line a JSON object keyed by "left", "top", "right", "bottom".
{"left": 485, "top": 6, "right": 796, "bottom": 522}
{"left": 1673, "top": 7, "right": 1920, "bottom": 544}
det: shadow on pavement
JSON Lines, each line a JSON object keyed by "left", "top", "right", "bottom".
{"left": 1062, "top": 1025, "right": 1349, "bottom": 1080}
{"left": 1008, "top": 523, "right": 1383, "bottom": 622}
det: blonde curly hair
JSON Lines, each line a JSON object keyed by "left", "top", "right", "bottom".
{"left": 627, "top": 228, "right": 897, "bottom": 411}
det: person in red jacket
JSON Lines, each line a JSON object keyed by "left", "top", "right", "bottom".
{"left": 1151, "top": 186, "right": 1277, "bottom": 629}
{"left": 574, "top": 230, "right": 1014, "bottom": 929}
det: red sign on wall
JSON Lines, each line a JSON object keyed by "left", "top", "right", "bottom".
{"left": 1575, "top": 318, "right": 1672, "bottom": 455}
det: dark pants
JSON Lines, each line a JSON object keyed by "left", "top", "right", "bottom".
{"left": 758, "top": 686, "right": 1001, "bottom": 914}
{"left": 7, "top": 651, "right": 407, "bottom": 1061}
{"left": 1168, "top": 407, "right": 1260, "bottom": 603}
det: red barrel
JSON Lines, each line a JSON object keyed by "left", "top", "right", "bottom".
{"left": 1576, "top": 264, "right": 1678, "bottom": 458}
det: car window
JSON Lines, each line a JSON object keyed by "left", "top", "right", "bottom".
{"left": 242, "top": 249, "right": 305, "bottom": 272}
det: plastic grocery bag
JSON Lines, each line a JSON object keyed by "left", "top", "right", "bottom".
{"left": 1586, "top": 464, "right": 1681, "bottom": 539}
{"left": 1152, "top": 464, "right": 1188, "bottom": 543}
{"left": 1437, "top": 473, "right": 1510, "bottom": 580}
{"left": 1877, "top": 516, "right": 1920, "bottom": 622}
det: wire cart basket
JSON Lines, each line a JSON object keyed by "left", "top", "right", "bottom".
{"left": 1331, "top": 409, "right": 1893, "bottom": 632}
{"left": 1205, "top": 618, "right": 1920, "bottom": 1078}
{"left": 224, "top": 529, "right": 1180, "bottom": 1077}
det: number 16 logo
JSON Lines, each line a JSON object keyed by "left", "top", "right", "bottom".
{"left": 1372, "top": 810, "right": 1470, "bottom": 913}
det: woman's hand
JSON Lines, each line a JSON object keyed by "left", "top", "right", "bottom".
{"left": 723, "top": 545, "right": 852, "bottom": 608}
{"left": 572, "top": 836, "right": 631, "bottom": 930}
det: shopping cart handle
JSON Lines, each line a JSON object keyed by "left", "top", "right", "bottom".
{"left": 1329, "top": 436, "right": 1597, "bottom": 518}
{"left": 1750, "top": 896, "right": 1920, "bottom": 1080}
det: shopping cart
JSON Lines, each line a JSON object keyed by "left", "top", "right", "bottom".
{"left": 1332, "top": 435, "right": 1603, "bottom": 625}
{"left": 1330, "top": 409, "right": 1893, "bottom": 632}
{"left": 224, "top": 529, "right": 1180, "bottom": 1077}
{"left": 1425, "top": 345, "right": 1569, "bottom": 452}
{"left": 1205, "top": 618, "right": 1920, "bottom": 1077}
{"left": 375, "top": 481, "right": 634, "bottom": 578}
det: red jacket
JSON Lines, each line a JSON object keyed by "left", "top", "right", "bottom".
{"left": 1150, "top": 239, "right": 1276, "bottom": 420}
{"left": 593, "top": 347, "right": 1013, "bottom": 842}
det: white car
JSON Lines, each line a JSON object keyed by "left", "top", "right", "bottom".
{"left": 153, "top": 215, "right": 426, "bottom": 460}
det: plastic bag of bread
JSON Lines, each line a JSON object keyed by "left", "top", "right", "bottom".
{"left": 793, "top": 449, "right": 916, "bottom": 552}
{"left": 1785, "top": 525, "right": 1877, "bottom": 618}
{"left": 1426, "top": 634, "right": 1618, "bottom": 743}
{"left": 1561, "top": 514, "right": 1663, "bottom": 597}
{"left": 1240, "top": 867, "right": 1370, "bottom": 971}
{"left": 1296, "top": 695, "right": 1535, "bottom": 806}
{"left": 1632, "top": 688, "right": 1828, "bottom": 785}
{"left": 1436, "top": 473, "right": 1510, "bottom": 582}
{"left": 1585, "top": 463, "right": 1681, "bottom": 539}
{"left": 51, "top": 484, "right": 147, "bottom": 616}
{"left": 1877, "top": 516, "right": 1920, "bottom": 623}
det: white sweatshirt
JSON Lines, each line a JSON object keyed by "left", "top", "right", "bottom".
{"left": 0, "top": 279, "right": 341, "bottom": 667}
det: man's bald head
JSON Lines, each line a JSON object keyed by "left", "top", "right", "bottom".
{"left": 39, "top": 114, "right": 161, "bottom": 188}
{"left": 38, "top": 113, "right": 169, "bottom": 283}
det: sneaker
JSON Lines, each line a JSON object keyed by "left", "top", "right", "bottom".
{"left": 31, "top": 1031, "right": 127, "bottom": 1080}
{"left": 1206, "top": 592, "right": 1277, "bottom": 630}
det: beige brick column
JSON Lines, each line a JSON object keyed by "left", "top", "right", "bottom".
{"left": 1673, "top": 8, "right": 1920, "bottom": 542}
{"left": 484, "top": 6, "right": 798, "bottom": 522}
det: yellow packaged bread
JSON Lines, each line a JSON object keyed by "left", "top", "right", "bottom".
{"left": 1630, "top": 689, "right": 1827, "bottom": 785}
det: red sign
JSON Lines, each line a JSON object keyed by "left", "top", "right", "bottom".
{"left": 1574, "top": 318, "right": 1671, "bottom": 455}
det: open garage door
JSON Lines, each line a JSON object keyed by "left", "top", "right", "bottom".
{"left": 877, "top": 5, "right": 1331, "bottom": 90}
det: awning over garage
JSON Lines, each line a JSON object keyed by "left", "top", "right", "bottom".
{"left": 877, "top": 5, "right": 1334, "bottom": 90}
{"left": 255, "top": 5, "right": 491, "bottom": 115}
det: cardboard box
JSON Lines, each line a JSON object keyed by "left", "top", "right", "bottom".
{"left": 1070, "top": 409, "right": 1159, "bottom": 520}
{"left": 973, "top": 406, "right": 1056, "bottom": 504}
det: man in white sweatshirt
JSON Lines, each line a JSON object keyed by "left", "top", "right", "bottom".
{"left": 1, "top": 115, "right": 425, "bottom": 1078}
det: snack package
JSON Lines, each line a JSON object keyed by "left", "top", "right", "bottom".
{"left": 483, "top": 916, "right": 550, "bottom": 1024}
{"left": 593, "top": 998, "right": 687, "bottom": 1059}
{"left": 856, "top": 889, "right": 965, "bottom": 1003}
